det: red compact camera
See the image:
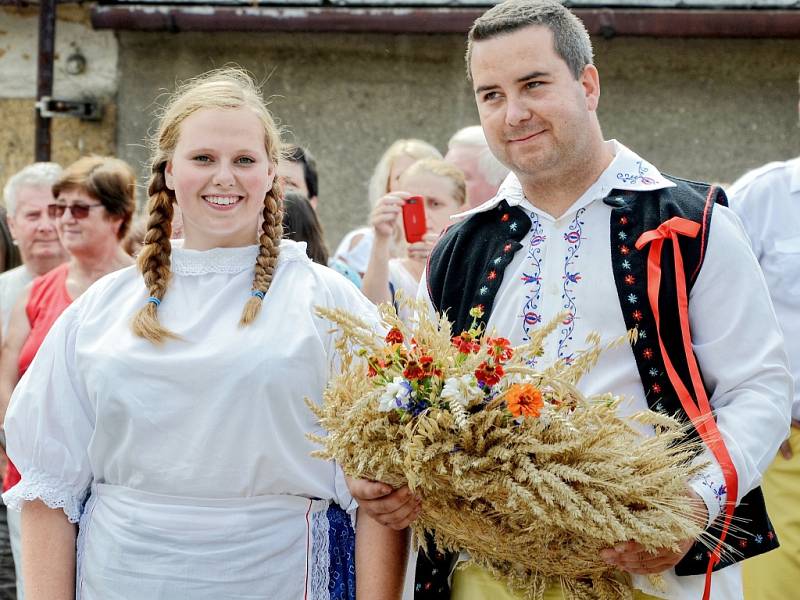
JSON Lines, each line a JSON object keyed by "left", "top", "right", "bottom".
{"left": 401, "top": 196, "right": 427, "bottom": 244}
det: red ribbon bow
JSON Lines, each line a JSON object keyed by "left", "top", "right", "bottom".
{"left": 636, "top": 216, "right": 738, "bottom": 600}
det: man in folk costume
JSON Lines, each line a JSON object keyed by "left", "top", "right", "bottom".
{"left": 727, "top": 77, "right": 800, "bottom": 600}
{"left": 347, "top": 1, "right": 792, "bottom": 598}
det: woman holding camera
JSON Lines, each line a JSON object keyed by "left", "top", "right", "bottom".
{"left": 361, "top": 158, "right": 465, "bottom": 319}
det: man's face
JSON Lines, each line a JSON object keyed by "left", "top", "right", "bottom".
{"left": 277, "top": 160, "right": 316, "bottom": 209}
{"left": 470, "top": 25, "right": 599, "bottom": 182}
{"left": 7, "top": 184, "right": 64, "bottom": 263}
{"left": 444, "top": 145, "right": 500, "bottom": 208}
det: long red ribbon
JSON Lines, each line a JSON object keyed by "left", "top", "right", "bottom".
{"left": 635, "top": 216, "right": 738, "bottom": 600}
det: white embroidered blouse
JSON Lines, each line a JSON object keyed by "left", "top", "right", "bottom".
{"left": 3, "top": 239, "right": 369, "bottom": 521}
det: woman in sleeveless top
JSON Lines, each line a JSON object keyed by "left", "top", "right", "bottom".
{"left": 0, "top": 155, "right": 135, "bottom": 504}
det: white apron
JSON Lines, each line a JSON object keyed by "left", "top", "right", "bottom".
{"left": 76, "top": 485, "right": 339, "bottom": 599}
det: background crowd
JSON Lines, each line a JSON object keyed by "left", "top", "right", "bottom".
{"left": 0, "top": 55, "right": 796, "bottom": 599}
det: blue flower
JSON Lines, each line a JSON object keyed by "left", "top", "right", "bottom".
{"left": 378, "top": 377, "right": 414, "bottom": 412}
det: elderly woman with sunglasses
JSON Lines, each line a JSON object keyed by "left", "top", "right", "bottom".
{"left": 0, "top": 156, "right": 135, "bottom": 533}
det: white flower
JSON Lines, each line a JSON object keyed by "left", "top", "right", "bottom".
{"left": 378, "top": 376, "right": 413, "bottom": 412}
{"left": 440, "top": 374, "right": 482, "bottom": 407}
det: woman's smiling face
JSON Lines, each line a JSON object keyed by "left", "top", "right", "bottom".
{"left": 165, "top": 106, "right": 275, "bottom": 250}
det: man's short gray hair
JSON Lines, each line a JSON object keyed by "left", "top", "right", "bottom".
{"left": 466, "top": 0, "right": 593, "bottom": 80}
{"left": 448, "top": 125, "right": 509, "bottom": 187}
{"left": 2, "top": 162, "right": 62, "bottom": 216}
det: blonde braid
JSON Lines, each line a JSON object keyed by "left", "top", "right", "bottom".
{"left": 239, "top": 180, "right": 283, "bottom": 326}
{"left": 130, "top": 163, "right": 181, "bottom": 343}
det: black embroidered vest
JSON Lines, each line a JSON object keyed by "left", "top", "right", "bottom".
{"left": 415, "top": 182, "right": 778, "bottom": 598}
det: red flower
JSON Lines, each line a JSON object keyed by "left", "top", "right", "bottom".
{"left": 367, "top": 359, "right": 387, "bottom": 378}
{"left": 487, "top": 270, "right": 497, "bottom": 281}
{"left": 632, "top": 310, "right": 643, "bottom": 322}
{"left": 501, "top": 213, "right": 510, "bottom": 222}
{"left": 620, "top": 245, "right": 630, "bottom": 255}
{"left": 643, "top": 348, "right": 654, "bottom": 360}
{"left": 452, "top": 332, "right": 481, "bottom": 354}
{"left": 385, "top": 327, "right": 404, "bottom": 344}
{"left": 624, "top": 274, "right": 636, "bottom": 285}
{"left": 475, "top": 361, "right": 504, "bottom": 387}
{"left": 486, "top": 337, "right": 513, "bottom": 362}
{"left": 619, "top": 216, "right": 629, "bottom": 225}
{"left": 651, "top": 383, "right": 662, "bottom": 394}
{"left": 403, "top": 360, "right": 425, "bottom": 380}
{"left": 503, "top": 243, "right": 512, "bottom": 253}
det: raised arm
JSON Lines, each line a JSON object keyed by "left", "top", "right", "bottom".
{"left": 361, "top": 192, "right": 409, "bottom": 306}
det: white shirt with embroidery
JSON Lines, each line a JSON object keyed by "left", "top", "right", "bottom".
{"left": 420, "top": 140, "right": 792, "bottom": 599}
{"left": 728, "top": 157, "right": 800, "bottom": 420}
{"left": 2, "top": 240, "right": 372, "bottom": 599}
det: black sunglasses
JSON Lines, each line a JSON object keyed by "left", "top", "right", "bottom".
{"left": 47, "top": 202, "right": 104, "bottom": 219}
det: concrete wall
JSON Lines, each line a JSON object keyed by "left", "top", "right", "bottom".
{"left": 111, "top": 31, "right": 800, "bottom": 248}
{"left": 0, "top": 5, "right": 117, "bottom": 193}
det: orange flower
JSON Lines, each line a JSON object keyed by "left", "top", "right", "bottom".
{"left": 505, "top": 384, "right": 544, "bottom": 418}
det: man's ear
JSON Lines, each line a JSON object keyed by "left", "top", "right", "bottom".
{"left": 580, "top": 64, "right": 601, "bottom": 112}
{"left": 6, "top": 212, "right": 17, "bottom": 240}
{"left": 165, "top": 161, "right": 176, "bottom": 191}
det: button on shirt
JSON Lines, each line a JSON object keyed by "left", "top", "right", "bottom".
{"left": 424, "top": 140, "right": 792, "bottom": 599}
{"left": 729, "top": 158, "right": 800, "bottom": 420}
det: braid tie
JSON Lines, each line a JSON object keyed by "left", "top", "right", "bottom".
{"left": 239, "top": 182, "right": 283, "bottom": 326}
{"left": 130, "top": 163, "right": 181, "bottom": 343}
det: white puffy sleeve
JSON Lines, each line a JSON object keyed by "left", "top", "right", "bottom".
{"left": 2, "top": 302, "right": 93, "bottom": 523}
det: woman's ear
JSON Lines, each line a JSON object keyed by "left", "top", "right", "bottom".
{"left": 266, "top": 160, "right": 276, "bottom": 192}
{"left": 165, "top": 160, "right": 176, "bottom": 191}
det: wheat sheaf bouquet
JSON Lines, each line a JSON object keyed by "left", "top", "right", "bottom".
{"left": 310, "top": 301, "right": 711, "bottom": 600}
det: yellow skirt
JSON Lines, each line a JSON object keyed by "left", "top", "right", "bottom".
{"left": 451, "top": 563, "right": 661, "bottom": 600}
{"left": 743, "top": 426, "right": 800, "bottom": 600}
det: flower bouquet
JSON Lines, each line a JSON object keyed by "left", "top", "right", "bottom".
{"left": 309, "top": 301, "right": 710, "bottom": 599}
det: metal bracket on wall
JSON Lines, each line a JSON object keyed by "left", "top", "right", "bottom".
{"left": 36, "top": 97, "right": 102, "bottom": 121}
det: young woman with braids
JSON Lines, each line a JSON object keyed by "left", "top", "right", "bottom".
{"left": 2, "top": 69, "right": 406, "bottom": 600}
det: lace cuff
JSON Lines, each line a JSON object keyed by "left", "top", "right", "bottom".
{"left": 1, "top": 469, "right": 86, "bottom": 523}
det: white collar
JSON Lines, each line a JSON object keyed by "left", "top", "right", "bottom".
{"left": 170, "top": 239, "right": 309, "bottom": 276}
{"left": 453, "top": 140, "right": 676, "bottom": 220}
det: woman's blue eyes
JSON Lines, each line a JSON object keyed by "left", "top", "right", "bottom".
{"left": 192, "top": 155, "right": 256, "bottom": 164}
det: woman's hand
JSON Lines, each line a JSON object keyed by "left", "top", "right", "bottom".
{"left": 346, "top": 475, "right": 421, "bottom": 530}
{"left": 407, "top": 231, "right": 439, "bottom": 263}
{"left": 370, "top": 192, "right": 409, "bottom": 240}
